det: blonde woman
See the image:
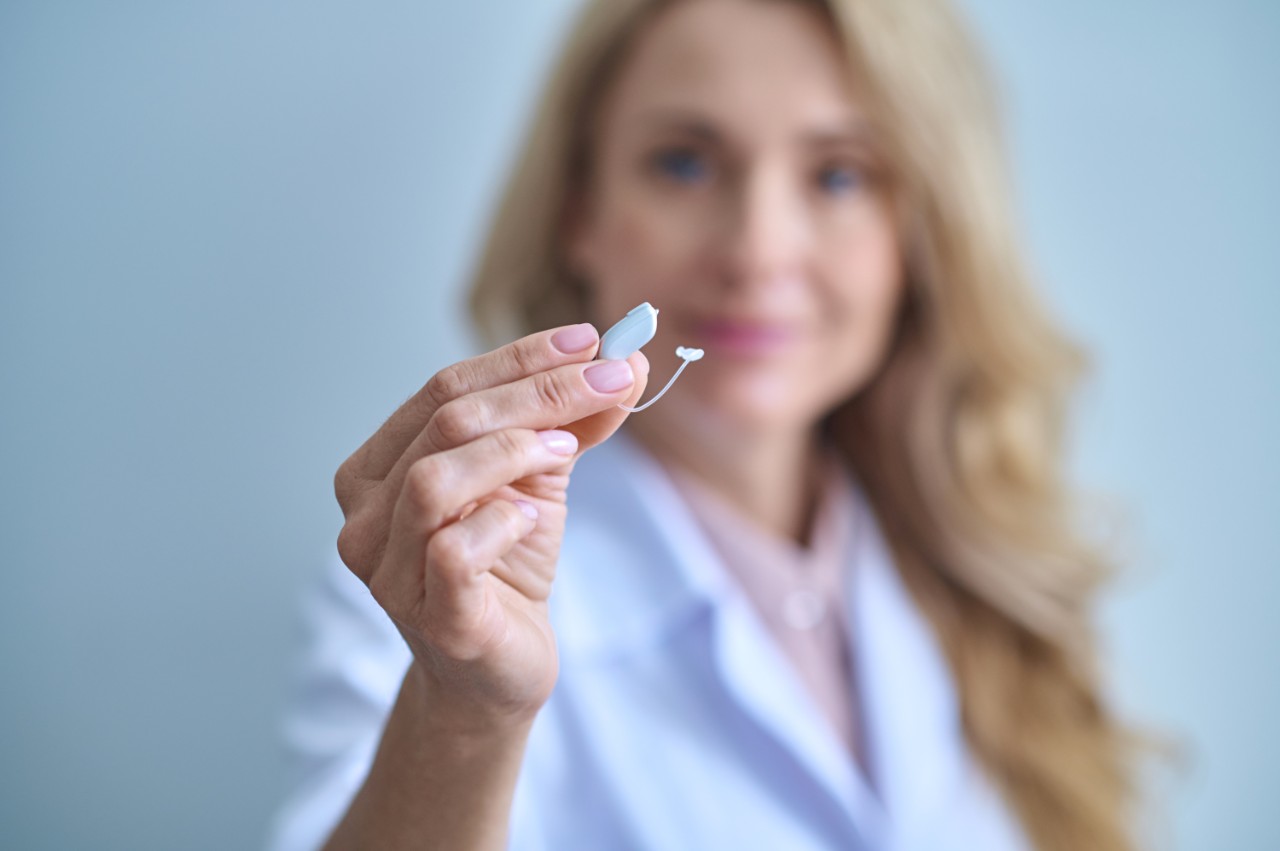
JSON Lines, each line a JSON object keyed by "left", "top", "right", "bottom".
{"left": 268, "top": 0, "right": 1137, "bottom": 849}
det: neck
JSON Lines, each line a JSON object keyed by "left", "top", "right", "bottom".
{"left": 628, "top": 414, "right": 822, "bottom": 543}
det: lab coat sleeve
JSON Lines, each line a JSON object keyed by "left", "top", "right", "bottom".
{"left": 264, "top": 551, "right": 411, "bottom": 851}
{"left": 264, "top": 552, "right": 550, "bottom": 851}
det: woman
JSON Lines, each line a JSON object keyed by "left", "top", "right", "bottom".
{"left": 268, "top": 0, "right": 1137, "bottom": 849}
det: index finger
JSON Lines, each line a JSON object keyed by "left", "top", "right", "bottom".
{"left": 346, "top": 323, "right": 601, "bottom": 482}
{"left": 563, "top": 350, "right": 651, "bottom": 452}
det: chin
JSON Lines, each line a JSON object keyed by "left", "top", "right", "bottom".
{"left": 676, "top": 378, "right": 827, "bottom": 435}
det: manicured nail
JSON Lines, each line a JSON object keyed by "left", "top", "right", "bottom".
{"left": 584, "top": 360, "right": 634, "bottom": 393}
{"left": 538, "top": 429, "right": 578, "bottom": 456}
{"left": 514, "top": 499, "right": 538, "bottom": 521}
{"left": 551, "top": 323, "right": 598, "bottom": 354}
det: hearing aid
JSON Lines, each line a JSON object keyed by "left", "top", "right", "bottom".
{"left": 597, "top": 301, "right": 703, "bottom": 413}
{"left": 599, "top": 302, "right": 659, "bottom": 359}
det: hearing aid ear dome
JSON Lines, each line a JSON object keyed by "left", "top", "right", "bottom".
{"left": 675, "top": 346, "right": 704, "bottom": 362}
{"left": 617, "top": 344, "right": 705, "bottom": 414}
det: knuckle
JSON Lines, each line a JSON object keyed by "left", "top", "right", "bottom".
{"left": 333, "top": 457, "right": 359, "bottom": 511}
{"left": 336, "top": 522, "right": 360, "bottom": 569}
{"left": 427, "top": 398, "right": 479, "bottom": 448}
{"left": 507, "top": 338, "right": 542, "bottom": 376}
{"left": 336, "top": 519, "right": 373, "bottom": 581}
{"left": 495, "top": 499, "right": 529, "bottom": 533}
{"left": 405, "top": 456, "right": 450, "bottom": 513}
{"left": 426, "top": 526, "right": 472, "bottom": 577}
{"left": 424, "top": 363, "right": 469, "bottom": 410}
{"left": 489, "top": 427, "right": 529, "bottom": 460}
{"left": 533, "top": 369, "right": 576, "bottom": 413}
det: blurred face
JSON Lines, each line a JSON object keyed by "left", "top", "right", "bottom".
{"left": 568, "top": 0, "right": 905, "bottom": 439}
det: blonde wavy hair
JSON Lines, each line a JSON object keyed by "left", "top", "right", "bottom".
{"left": 466, "top": 0, "right": 1139, "bottom": 848}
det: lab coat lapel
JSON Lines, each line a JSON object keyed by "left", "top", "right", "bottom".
{"left": 558, "top": 434, "right": 1015, "bottom": 849}
{"left": 847, "top": 485, "right": 968, "bottom": 845}
{"left": 585, "top": 434, "right": 887, "bottom": 845}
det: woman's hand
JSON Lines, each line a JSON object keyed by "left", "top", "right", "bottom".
{"left": 333, "top": 323, "right": 648, "bottom": 732}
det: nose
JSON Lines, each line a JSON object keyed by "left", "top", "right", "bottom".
{"left": 719, "top": 164, "right": 810, "bottom": 293}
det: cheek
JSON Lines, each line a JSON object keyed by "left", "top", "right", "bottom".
{"left": 584, "top": 196, "right": 708, "bottom": 315}
{"left": 817, "top": 211, "right": 906, "bottom": 385}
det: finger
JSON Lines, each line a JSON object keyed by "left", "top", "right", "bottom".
{"left": 563, "top": 350, "right": 650, "bottom": 451}
{"left": 343, "top": 323, "right": 600, "bottom": 483}
{"left": 387, "top": 356, "right": 638, "bottom": 486}
{"left": 395, "top": 427, "right": 579, "bottom": 536}
{"left": 431, "top": 499, "right": 538, "bottom": 588}
{"left": 423, "top": 499, "right": 539, "bottom": 656}
{"left": 375, "top": 497, "right": 538, "bottom": 659}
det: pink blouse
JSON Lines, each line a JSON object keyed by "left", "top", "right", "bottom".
{"left": 664, "top": 458, "right": 868, "bottom": 769}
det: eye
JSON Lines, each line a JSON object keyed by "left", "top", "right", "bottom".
{"left": 650, "top": 147, "right": 710, "bottom": 184}
{"left": 816, "top": 163, "right": 864, "bottom": 195}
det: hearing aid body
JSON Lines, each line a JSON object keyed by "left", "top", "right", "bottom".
{"left": 598, "top": 302, "right": 703, "bottom": 413}
{"left": 599, "top": 302, "right": 659, "bottom": 360}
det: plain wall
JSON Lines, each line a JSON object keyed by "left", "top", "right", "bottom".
{"left": 1, "top": 1, "right": 1275, "bottom": 848}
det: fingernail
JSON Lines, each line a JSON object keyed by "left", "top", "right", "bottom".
{"left": 538, "top": 429, "right": 578, "bottom": 456}
{"left": 551, "top": 323, "right": 597, "bottom": 354}
{"left": 514, "top": 499, "right": 538, "bottom": 521}
{"left": 584, "top": 360, "right": 634, "bottom": 393}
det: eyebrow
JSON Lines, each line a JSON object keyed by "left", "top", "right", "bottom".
{"left": 633, "top": 111, "right": 722, "bottom": 142}
{"left": 630, "top": 108, "right": 877, "bottom": 147}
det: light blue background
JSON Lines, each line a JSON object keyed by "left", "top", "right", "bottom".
{"left": 1, "top": 2, "right": 1275, "bottom": 849}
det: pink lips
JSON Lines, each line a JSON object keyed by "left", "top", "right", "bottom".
{"left": 694, "top": 319, "right": 798, "bottom": 356}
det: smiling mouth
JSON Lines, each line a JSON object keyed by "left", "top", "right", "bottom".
{"left": 692, "top": 318, "right": 799, "bottom": 355}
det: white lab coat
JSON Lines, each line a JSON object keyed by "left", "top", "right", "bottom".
{"left": 266, "top": 431, "right": 1029, "bottom": 850}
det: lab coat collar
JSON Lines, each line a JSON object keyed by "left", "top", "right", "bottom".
{"left": 556, "top": 431, "right": 969, "bottom": 843}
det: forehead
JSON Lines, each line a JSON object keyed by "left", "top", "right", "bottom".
{"left": 600, "top": 0, "right": 864, "bottom": 137}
